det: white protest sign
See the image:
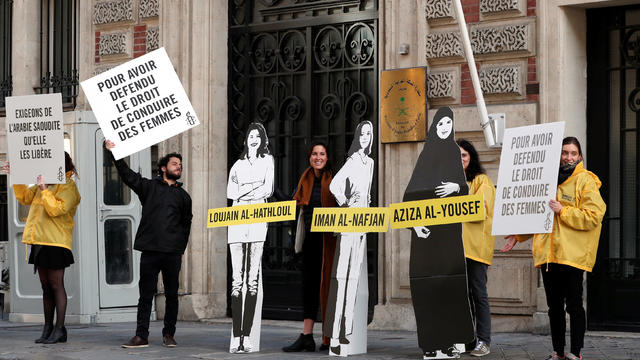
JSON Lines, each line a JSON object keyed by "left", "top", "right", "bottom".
{"left": 81, "top": 47, "right": 200, "bottom": 160}
{"left": 6, "top": 93, "right": 65, "bottom": 185}
{"left": 492, "top": 121, "right": 565, "bottom": 235}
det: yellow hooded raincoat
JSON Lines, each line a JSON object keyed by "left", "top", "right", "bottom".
{"left": 463, "top": 173, "right": 496, "bottom": 265}
{"left": 518, "top": 162, "right": 606, "bottom": 272}
{"left": 13, "top": 172, "right": 81, "bottom": 252}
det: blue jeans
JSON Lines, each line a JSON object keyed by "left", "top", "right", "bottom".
{"left": 466, "top": 258, "right": 491, "bottom": 345}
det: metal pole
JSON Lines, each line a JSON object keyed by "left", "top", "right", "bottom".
{"left": 452, "top": 0, "right": 496, "bottom": 147}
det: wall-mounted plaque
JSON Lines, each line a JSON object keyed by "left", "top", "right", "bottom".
{"left": 380, "top": 67, "right": 428, "bottom": 143}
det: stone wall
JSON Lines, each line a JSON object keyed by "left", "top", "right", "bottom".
{"left": 371, "top": 0, "right": 539, "bottom": 332}
{"left": 93, "top": 0, "right": 159, "bottom": 75}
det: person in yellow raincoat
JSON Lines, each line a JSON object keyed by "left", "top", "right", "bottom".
{"left": 502, "top": 137, "right": 606, "bottom": 360}
{"left": 457, "top": 139, "right": 495, "bottom": 358}
{"left": 2, "top": 152, "right": 81, "bottom": 345}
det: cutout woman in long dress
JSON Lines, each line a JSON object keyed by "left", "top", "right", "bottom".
{"left": 324, "top": 120, "right": 374, "bottom": 356}
{"left": 403, "top": 107, "right": 474, "bottom": 359}
{"left": 227, "top": 122, "right": 274, "bottom": 353}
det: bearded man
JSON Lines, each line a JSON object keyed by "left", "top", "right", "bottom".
{"left": 104, "top": 140, "right": 192, "bottom": 349}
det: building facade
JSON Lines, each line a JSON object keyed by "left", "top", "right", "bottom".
{"left": 0, "top": 0, "right": 638, "bottom": 332}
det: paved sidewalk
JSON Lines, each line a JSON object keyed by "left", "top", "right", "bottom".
{"left": 0, "top": 319, "right": 638, "bottom": 359}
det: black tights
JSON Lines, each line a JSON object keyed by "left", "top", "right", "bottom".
{"left": 37, "top": 267, "right": 67, "bottom": 329}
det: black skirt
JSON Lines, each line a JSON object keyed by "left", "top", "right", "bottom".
{"left": 28, "top": 245, "right": 75, "bottom": 270}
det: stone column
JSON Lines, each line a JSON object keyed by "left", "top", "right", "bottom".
{"left": 370, "top": 0, "right": 427, "bottom": 331}
{"left": 159, "top": 0, "right": 228, "bottom": 320}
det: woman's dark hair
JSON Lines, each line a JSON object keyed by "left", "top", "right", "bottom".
{"left": 240, "top": 122, "right": 270, "bottom": 159}
{"left": 347, "top": 121, "right": 373, "bottom": 157}
{"left": 157, "top": 153, "right": 182, "bottom": 176}
{"left": 64, "top": 151, "right": 77, "bottom": 176}
{"left": 562, "top": 136, "right": 582, "bottom": 156}
{"left": 306, "top": 140, "right": 334, "bottom": 175}
{"left": 456, "top": 139, "right": 484, "bottom": 181}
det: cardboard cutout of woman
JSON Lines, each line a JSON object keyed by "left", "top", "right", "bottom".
{"left": 403, "top": 107, "right": 474, "bottom": 359}
{"left": 227, "top": 122, "right": 274, "bottom": 353}
{"left": 324, "top": 121, "right": 374, "bottom": 356}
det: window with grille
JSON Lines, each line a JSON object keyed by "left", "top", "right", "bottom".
{"left": 0, "top": 0, "right": 11, "bottom": 110}
{"left": 35, "top": 0, "right": 78, "bottom": 109}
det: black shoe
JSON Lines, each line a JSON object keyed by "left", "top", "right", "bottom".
{"left": 319, "top": 343, "right": 330, "bottom": 351}
{"left": 282, "top": 333, "right": 315, "bottom": 352}
{"left": 35, "top": 324, "right": 53, "bottom": 343}
{"left": 43, "top": 326, "right": 67, "bottom": 344}
{"left": 162, "top": 334, "right": 177, "bottom": 347}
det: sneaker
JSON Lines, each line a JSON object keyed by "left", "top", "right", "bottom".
{"left": 565, "top": 353, "right": 582, "bottom": 360}
{"left": 162, "top": 334, "right": 177, "bottom": 347}
{"left": 470, "top": 341, "right": 490, "bottom": 357}
{"left": 122, "top": 335, "right": 149, "bottom": 348}
{"left": 546, "top": 352, "right": 565, "bottom": 360}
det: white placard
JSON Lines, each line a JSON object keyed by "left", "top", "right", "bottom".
{"left": 492, "top": 122, "right": 565, "bottom": 235}
{"left": 6, "top": 93, "right": 65, "bottom": 185}
{"left": 80, "top": 47, "right": 200, "bottom": 160}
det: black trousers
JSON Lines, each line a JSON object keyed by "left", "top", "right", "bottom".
{"left": 301, "top": 231, "right": 323, "bottom": 320}
{"left": 466, "top": 259, "right": 491, "bottom": 345}
{"left": 136, "top": 251, "right": 182, "bottom": 340}
{"left": 541, "top": 263, "right": 585, "bottom": 355}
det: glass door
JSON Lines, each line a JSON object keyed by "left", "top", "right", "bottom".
{"left": 95, "top": 129, "right": 144, "bottom": 308}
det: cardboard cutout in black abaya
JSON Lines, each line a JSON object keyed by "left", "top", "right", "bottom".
{"left": 403, "top": 107, "right": 474, "bottom": 355}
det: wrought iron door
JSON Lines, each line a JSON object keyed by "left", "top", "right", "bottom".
{"left": 587, "top": 6, "right": 640, "bottom": 331}
{"left": 228, "top": 0, "right": 378, "bottom": 320}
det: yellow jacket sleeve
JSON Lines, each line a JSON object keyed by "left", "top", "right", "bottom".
{"left": 13, "top": 184, "right": 38, "bottom": 206}
{"left": 40, "top": 184, "right": 81, "bottom": 218}
{"left": 559, "top": 179, "right": 606, "bottom": 231}
{"left": 478, "top": 180, "right": 494, "bottom": 223}
{"left": 516, "top": 234, "right": 533, "bottom": 242}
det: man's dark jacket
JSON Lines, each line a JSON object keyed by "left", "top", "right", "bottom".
{"left": 107, "top": 151, "right": 192, "bottom": 254}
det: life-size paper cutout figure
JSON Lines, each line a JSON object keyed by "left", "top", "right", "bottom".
{"left": 403, "top": 107, "right": 474, "bottom": 359}
{"left": 227, "top": 122, "right": 275, "bottom": 353}
{"left": 324, "top": 121, "right": 375, "bottom": 357}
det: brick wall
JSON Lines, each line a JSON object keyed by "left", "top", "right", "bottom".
{"left": 133, "top": 25, "right": 147, "bottom": 58}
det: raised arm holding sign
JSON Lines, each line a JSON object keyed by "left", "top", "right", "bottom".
{"left": 104, "top": 140, "right": 193, "bottom": 349}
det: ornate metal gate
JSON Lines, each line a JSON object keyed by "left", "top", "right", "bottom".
{"left": 228, "top": 0, "right": 378, "bottom": 320}
{"left": 587, "top": 6, "right": 640, "bottom": 331}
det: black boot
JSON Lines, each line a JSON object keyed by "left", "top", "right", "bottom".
{"left": 43, "top": 326, "right": 67, "bottom": 344}
{"left": 282, "top": 333, "right": 315, "bottom": 352}
{"left": 35, "top": 324, "right": 53, "bottom": 343}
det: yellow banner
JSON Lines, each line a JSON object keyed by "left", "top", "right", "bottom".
{"left": 311, "top": 207, "right": 390, "bottom": 233}
{"left": 389, "top": 194, "right": 485, "bottom": 229}
{"left": 207, "top": 200, "right": 296, "bottom": 228}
